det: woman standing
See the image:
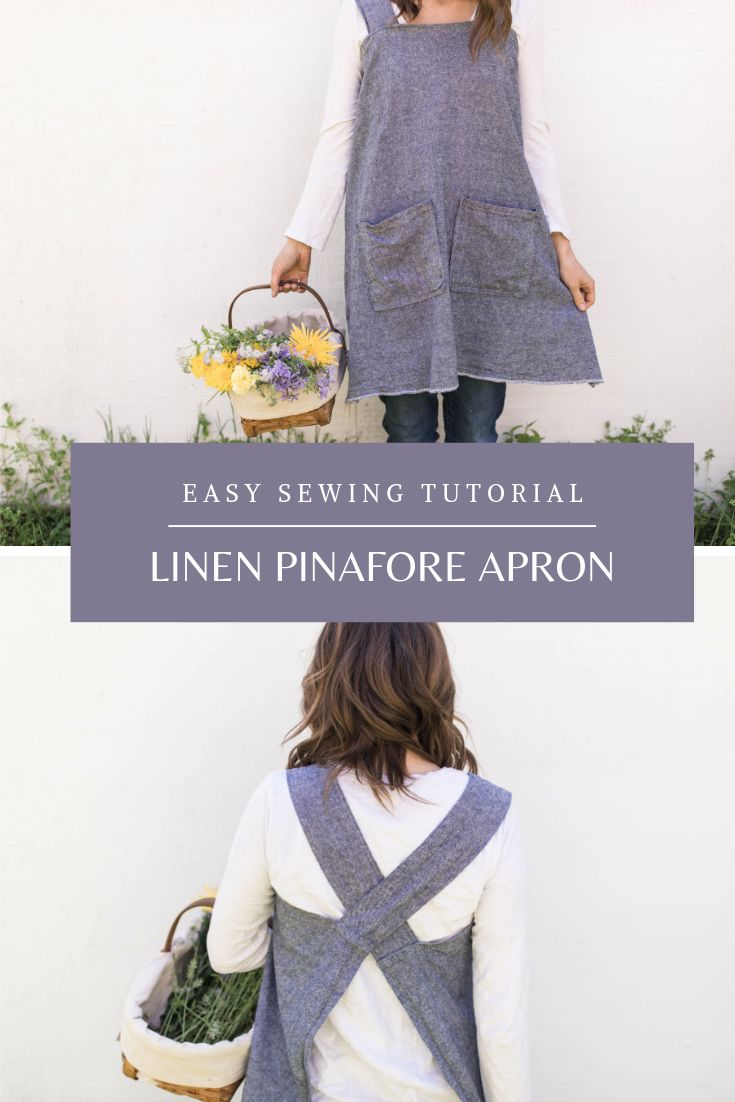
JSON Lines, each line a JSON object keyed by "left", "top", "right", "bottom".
{"left": 208, "top": 622, "right": 529, "bottom": 1101}
{"left": 270, "top": 0, "right": 601, "bottom": 443}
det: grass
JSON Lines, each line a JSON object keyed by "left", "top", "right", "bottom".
{"left": 695, "top": 481, "right": 735, "bottom": 545}
{"left": 694, "top": 451, "right": 735, "bottom": 546}
{"left": 1, "top": 402, "right": 72, "bottom": 546}
{"left": 0, "top": 502, "right": 71, "bottom": 546}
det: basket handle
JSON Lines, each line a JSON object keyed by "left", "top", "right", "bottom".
{"left": 162, "top": 897, "right": 216, "bottom": 953}
{"left": 227, "top": 282, "right": 339, "bottom": 334}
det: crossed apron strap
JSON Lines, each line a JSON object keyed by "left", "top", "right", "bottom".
{"left": 286, "top": 766, "right": 512, "bottom": 938}
{"left": 354, "top": 0, "right": 398, "bottom": 36}
{"left": 282, "top": 767, "right": 510, "bottom": 1102}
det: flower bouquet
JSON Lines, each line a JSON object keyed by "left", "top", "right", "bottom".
{"left": 183, "top": 283, "right": 347, "bottom": 437}
{"left": 121, "top": 897, "right": 262, "bottom": 1102}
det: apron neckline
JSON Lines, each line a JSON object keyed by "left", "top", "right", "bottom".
{"left": 392, "top": 21, "right": 474, "bottom": 29}
{"left": 394, "top": 0, "right": 478, "bottom": 26}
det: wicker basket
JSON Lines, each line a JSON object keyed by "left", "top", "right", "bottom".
{"left": 120, "top": 899, "right": 251, "bottom": 1101}
{"left": 226, "top": 281, "right": 347, "bottom": 437}
{"left": 121, "top": 1055, "right": 240, "bottom": 1102}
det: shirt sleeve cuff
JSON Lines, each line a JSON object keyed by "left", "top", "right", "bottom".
{"left": 284, "top": 222, "right": 328, "bottom": 253}
{"left": 545, "top": 213, "right": 572, "bottom": 240}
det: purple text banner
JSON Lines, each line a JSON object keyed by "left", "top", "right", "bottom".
{"left": 70, "top": 443, "right": 693, "bottom": 622}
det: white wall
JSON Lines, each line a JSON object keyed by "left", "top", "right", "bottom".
{"left": 0, "top": 555, "right": 734, "bottom": 1101}
{"left": 1, "top": 2, "right": 734, "bottom": 477}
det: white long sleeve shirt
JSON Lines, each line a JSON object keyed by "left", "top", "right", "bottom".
{"left": 286, "top": 0, "right": 570, "bottom": 250}
{"left": 208, "top": 767, "right": 530, "bottom": 1102}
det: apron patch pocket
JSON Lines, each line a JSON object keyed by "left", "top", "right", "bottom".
{"left": 358, "top": 201, "right": 444, "bottom": 312}
{"left": 450, "top": 199, "right": 538, "bottom": 297}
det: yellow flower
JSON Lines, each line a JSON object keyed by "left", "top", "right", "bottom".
{"left": 222, "top": 351, "right": 238, "bottom": 368}
{"left": 204, "top": 361, "right": 233, "bottom": 392}
{"left": 289, "top": 323, "right": 340, "bottom": 366}
{"left": 231, "top": 363, "right": 256, "bottom": 396}
{"left": 243, "top": 357, "right": 260, "bottom": 368}
{"left": 188, "top": 353, "right": 207, "bottom": 378}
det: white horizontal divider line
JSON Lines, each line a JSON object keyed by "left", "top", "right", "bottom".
{"left": 167, "top": 523, "right": 598, "bottom": 530}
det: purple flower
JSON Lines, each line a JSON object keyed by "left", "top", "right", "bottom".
{"left": 316, "top": 368, "right": 331, "bottom": 400}
{"left": 269, "top": 359, "right": 303, "bottom": 401}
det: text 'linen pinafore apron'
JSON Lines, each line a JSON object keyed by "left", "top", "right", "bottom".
{"left": 243, "top": 766, "right": 512, "bottom": 1102}
{"left": 344, "top": 0, "right": 602, "bottom": 401}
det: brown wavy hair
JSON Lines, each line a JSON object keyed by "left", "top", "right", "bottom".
{"left": 286, "top": 623, "right": 477, "bottom": 800}
{"left": 394, "top": 0, "right": 513, "bottom": 57}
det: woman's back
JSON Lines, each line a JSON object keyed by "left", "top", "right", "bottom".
{"left": 209, "top": 766, "right": 529, "bottom": 1102}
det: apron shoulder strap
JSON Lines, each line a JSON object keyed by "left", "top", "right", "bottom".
{"left": 287, "top": 765, "right": 385, "bottom": 908}
{"left": 355, "top": 0, "right": 397, "bottom": 36}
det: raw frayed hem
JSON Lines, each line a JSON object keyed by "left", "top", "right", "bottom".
{"left": 346, "top": 372, "right": 604, "bottom": 403}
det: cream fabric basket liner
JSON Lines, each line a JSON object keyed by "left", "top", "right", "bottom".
{"left": 121, "top": 912, "right": 252, "bottom": 1090}
{"left": 229, "top": 309, "right": 344, "bottom": 420}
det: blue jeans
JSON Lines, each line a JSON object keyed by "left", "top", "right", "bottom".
{"left": 380, "top": 377, "right": 507, "bottom": 443}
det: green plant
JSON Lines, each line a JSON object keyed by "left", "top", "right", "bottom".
{"left": 0, "top": 403, "right": 72, "bottom": 545}
{"left": 503, "top": 421, "right": 544, "bottom": 443}
{"left": 1, "top": 402, "right": 72, "bottom": 505}
{"left": 694, "top": 450, "right": 735, "bottom": 545}
{"left": 155, "top": 912, "right": 262, "bottom": 1045}
{"left": 98, "top": 409, "right": 154, "bottom": 443}
{"left": 597, "top": 415, "right": 674, "bottom": 444}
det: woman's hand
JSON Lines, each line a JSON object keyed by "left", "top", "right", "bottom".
{"left": 270, "top": 238, "right": 312, "bottom": 297}
{"left": 551, "top": 233, "right": 596, "bottom": 312}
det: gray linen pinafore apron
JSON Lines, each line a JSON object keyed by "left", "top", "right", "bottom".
{"left": 344, "top": 0, "right": 602, "bottom": 401}
{"left": 242, "top": 765, "right": 512, "bottom": 1102}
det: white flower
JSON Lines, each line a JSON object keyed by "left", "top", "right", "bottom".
{"left": 213, "top": 350, "right": 225, "bottom": 364}
{"left": 240, "top": 344, "right": 258, "bottom": 359}
{"left": 231, "top": 364, "right": 255, "bottom": 396}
